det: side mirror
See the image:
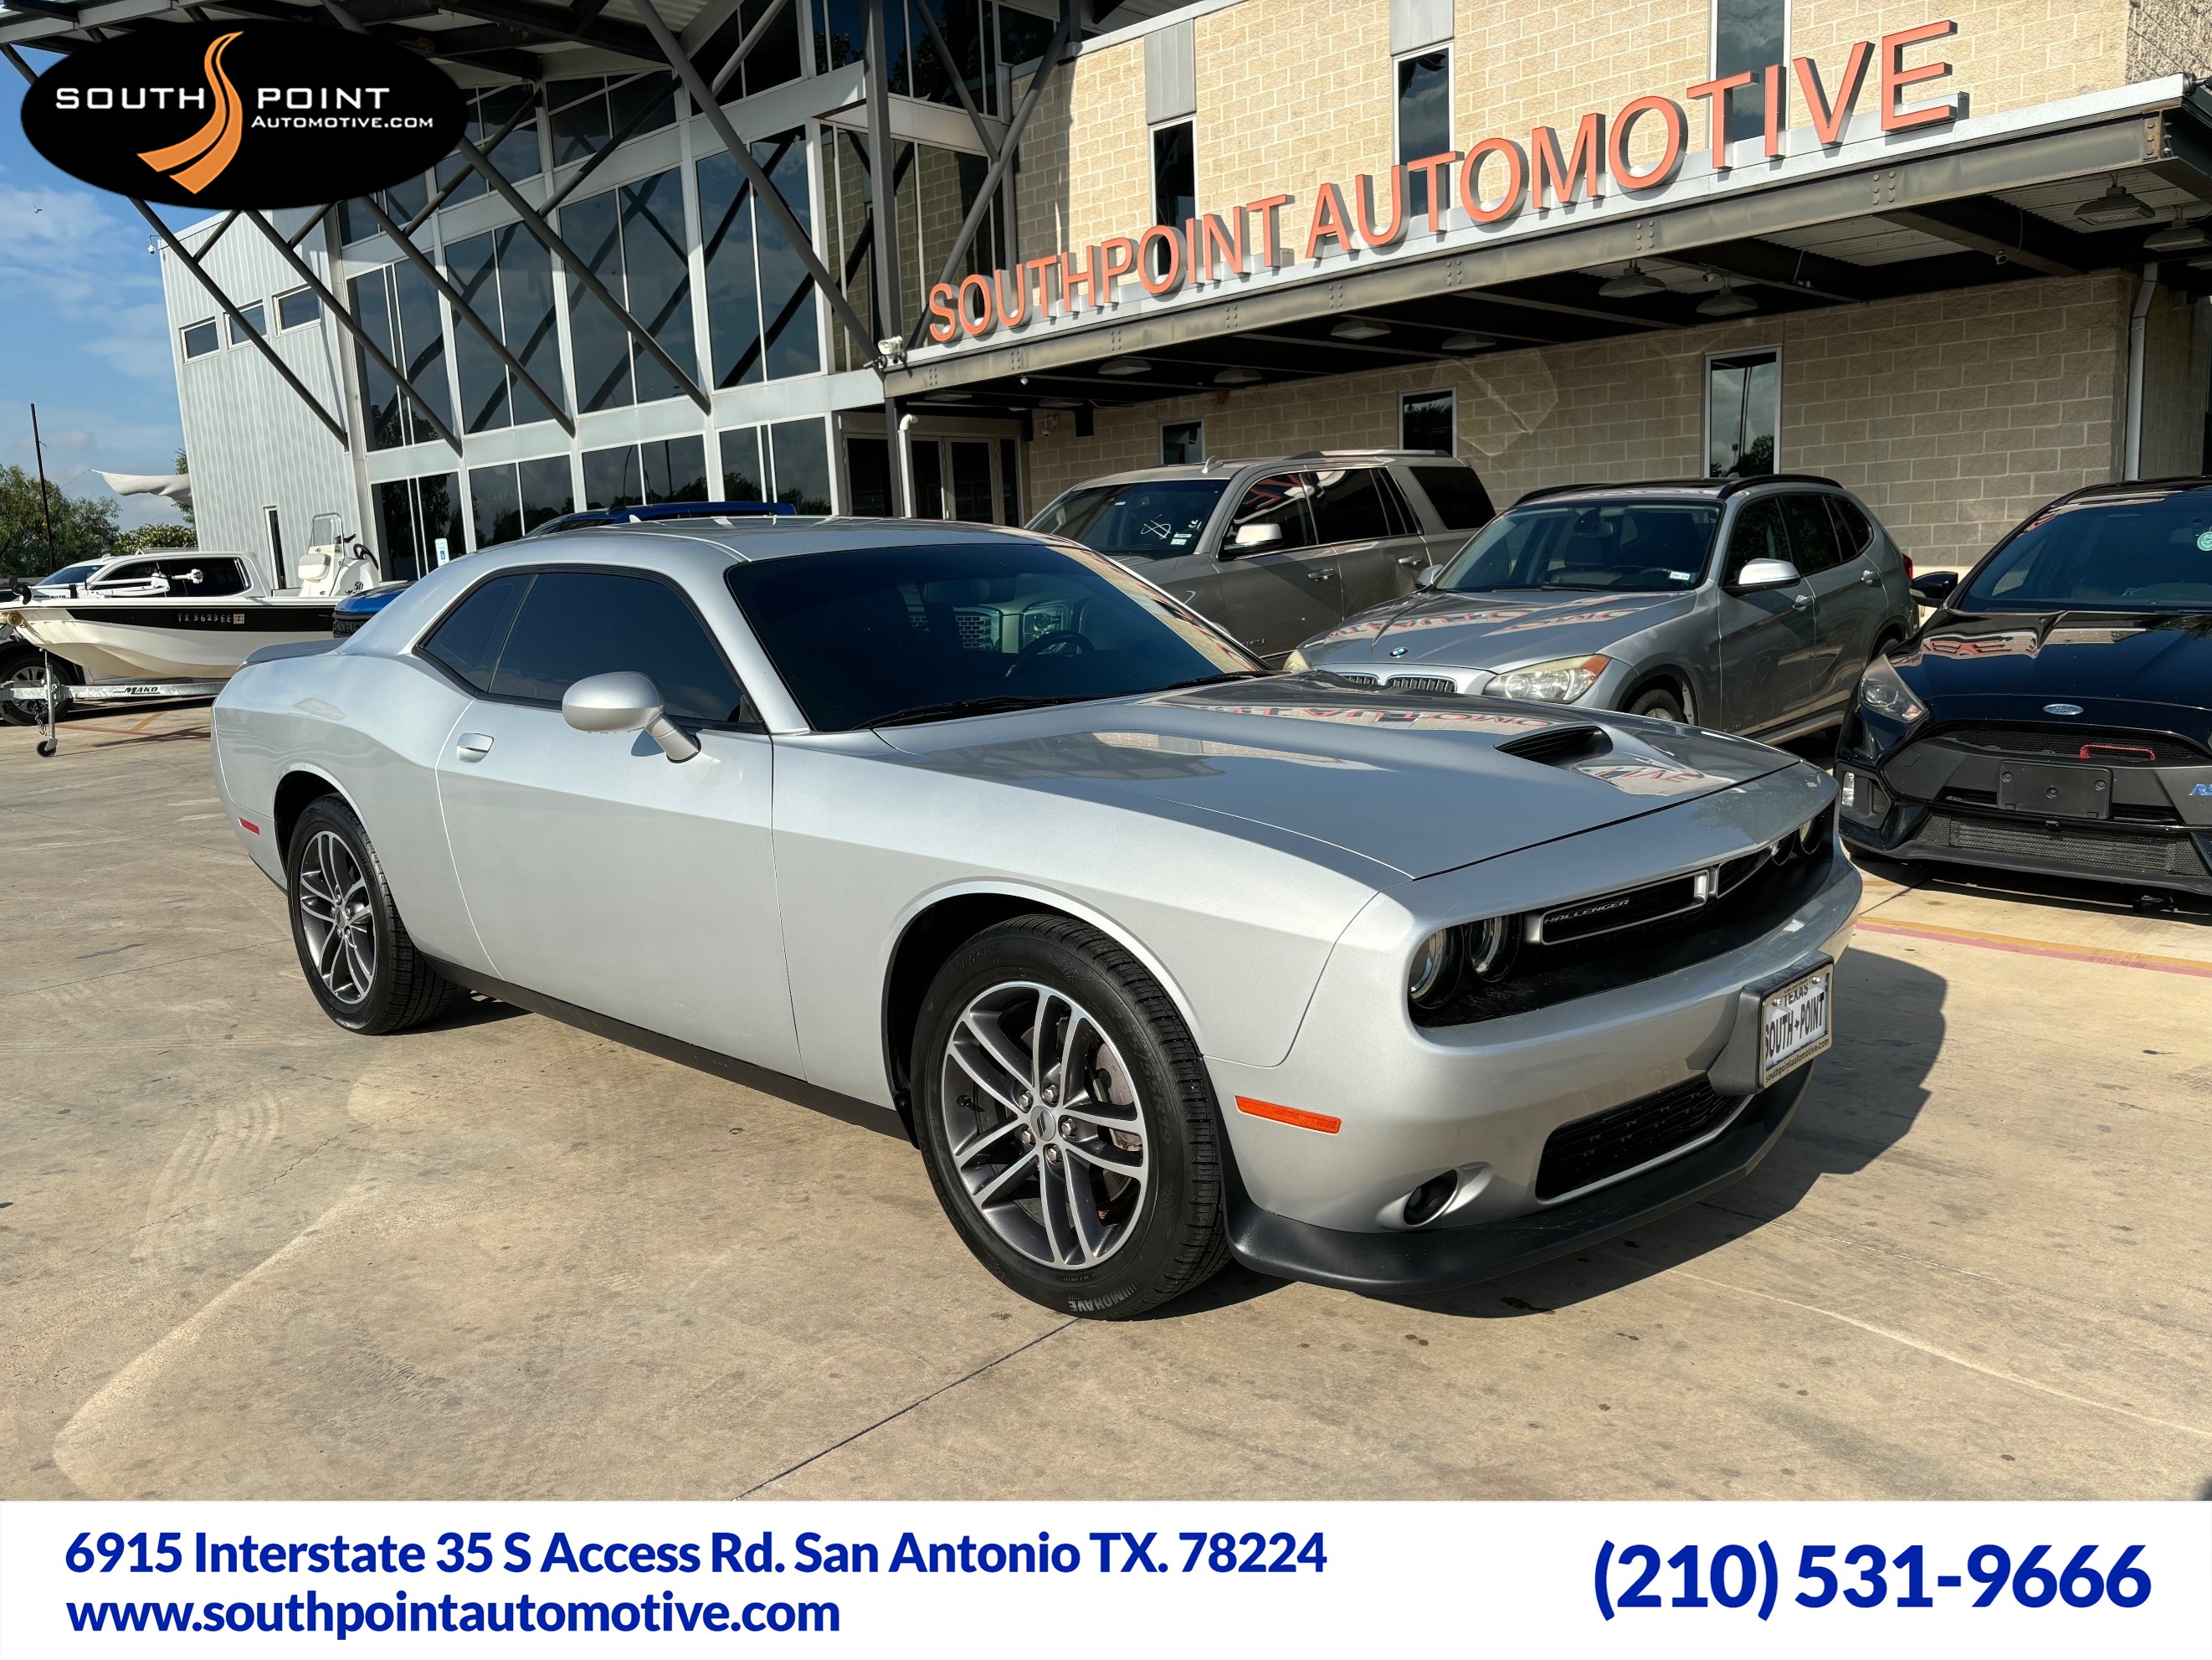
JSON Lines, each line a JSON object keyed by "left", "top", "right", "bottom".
{"left": 1231, "top": 522, "right": 1284, "bottom": 552}
{"left": 562, "top": 670, "right": 700, "bottom": 762}
{"left": 1414, "top": 563, "right": 1442, "bottom": 590}
{"left": 1910, "top": 570, "right": 1959, "bottom": 604}
{"left": 1730, "top": 558, "right": 1802, "bottom": 592}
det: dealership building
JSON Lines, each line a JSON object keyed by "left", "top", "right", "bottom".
{"left": 11, "top": 0, "right": 2206, "bottom": 583}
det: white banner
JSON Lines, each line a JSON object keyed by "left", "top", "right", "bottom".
{"left": 3, "top": 1502, "right": 2204, "bottom": 1655}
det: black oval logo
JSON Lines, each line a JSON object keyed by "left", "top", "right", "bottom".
{"left": 19, "top": 22, "right": 465, "bottom": 209}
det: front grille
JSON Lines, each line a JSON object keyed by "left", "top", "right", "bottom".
{"left": 1537, "top": 871, "right": 1703, "bottom": 943}
{"left": 1330, "top": 671, "right": 1381, "bottom": 687}
{"left": 1946, "top": 817, "right": 2187, "bottom": 875}
{"left": 1385, "top": 675, "right": 1460, "bottom": 696}
{"left": 1937, "top": 723, "right": 2207, "bottom": 765}
{"left": 954, "top": 608, "right": 997, "bottom": 651}
{"left": 1535, "top": 1077, "right": 1737, "bottom": 1200}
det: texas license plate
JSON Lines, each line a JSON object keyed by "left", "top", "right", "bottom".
{"left": 1760, "top": 966, "right": 1833, "bottom": 1087}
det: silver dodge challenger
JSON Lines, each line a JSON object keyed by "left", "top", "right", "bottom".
{"left": 211, "top": 515, "right": 1858, "bottom": 1318}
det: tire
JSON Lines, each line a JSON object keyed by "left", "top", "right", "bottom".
{"left": 285, "top": 796, "right": 461, "bottom": 1034}
{"left": 1624, "top": 684, "right": 1686, "bottom": 722}
{"left": 911, "top": 914, "right": 1230, "bottom": 1318}
{"left": 0, "top": 645, "right": 70, "bottom": 727}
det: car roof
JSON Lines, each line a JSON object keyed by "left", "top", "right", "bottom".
{"left": 507, "top": 515, "right": 1067, "bottom": 565}
{"left": 1065, "top": 451, "right": 1470, "bottom": 490}
{"left": 1512, "top": 474, "right": 1848, "bottom": 506}
{"left": 2046, "top": 475, "right": 2212, "bottom": 505}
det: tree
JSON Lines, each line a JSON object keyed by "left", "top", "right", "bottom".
{"left": 174, "top": 447, "right": 195, "bottom": 532}
{"left": 0, "top": 463, "right": 120, "bottom": 581}
{"left": 114, "top": 522, "right": 198, "bottom": 554}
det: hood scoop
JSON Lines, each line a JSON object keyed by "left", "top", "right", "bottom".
{"left": 1496, "top": 723, "right": 1613, "bottom": 767}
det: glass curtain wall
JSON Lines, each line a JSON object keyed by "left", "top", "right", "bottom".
{"left": 582, "top": 437, "right": 710, "bottom": 510}
{"left": 447, "top": 224, "right": 567, "bottom": 431}
{"left": 820, "top": 130, "right": 999, "bottom": 372}
{"left": 719, "top": 420, "right": 834, "bottom": 512}
{"left": 562, "top": 167, "right": 699, "bottom": 411}
{"left": 373, "top": 472, "right": 464, "bottom": 580}
{"left": 698, "top": 129, "right": 824, "bottom": 387}
{"left": 549, "top": 73, "right": 678, "bottom": 167}
{"left": 469, "top": 456, "right": 576, "bottom": 548}
{"left": 349, "top": 262, "right": 454, "bottom": 451}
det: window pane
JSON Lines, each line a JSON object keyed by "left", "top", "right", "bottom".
{"left": 1310, "top": 466, "right": 1392, "bottom": 542}
{"left": 1780, "top": 493, "right": 1845, "bottom": 573}
{"left": 1160, "top": 420, "right": 1203, "bottom": 465}
{"left": 998, "top": 437, "right": 1019, "bottom": 524}
{"left": 383, "top": 172, "right": 429, "bottom": 224}
{"left": 373, "top": 477, "right": 420, "bottom": 578}
{"left": 1397, "top": 51, "right": 1450, "bottom": 220}
{"left": 1152, "top": 120, "right": 1195, "bottom": 229}
{"left": 622, "top": 169, "right": 699, "bottom": 405}
{"left": 644, "top": 434, "right": 709, "bottom": 503}
{"left": 769, "top": 419, "right": 833, "bottom": 513}
{"left": 497, "top": 225, "right": 564, "bottom": 426}
{"left": 697, "top": 150, "right": 764, "bottom": 388}
{"left": 721, "top": 426, "right": 767, "bottom": 501}
{"left": 998, "top": 4, "right": 1054, "bottom": 70}
{"left": 818, "top": 0, "right": 866, "bottom": 69}
{"left": 1827, "top": 494, "right": 1873, "bottom": 556}
{"left": 470, "top": 462, "right": 524, "bottom": 548}
{"left": 481, "top": 84, "right": 540, "bottom": 181}
{"left": 951, "top": 439, "right": 993, "bottom": 522}
{"left": 1707, "top": 350, "right": 1778, "bottom": 477}
{"left": 550, "top": 78, "right": 610, "bottom": 167}
{"left": 491, "top": 570, "right": 747, "bottom": 722}
{"left": 448, "top": 231, "right": 512, "bottom": 434}
{"left": 700, "top": 0, "right": 801, "bottom": 98}
{"left": 845, "top": 434, "right": 890, "bottom": 516}
{"left": 1714, "top": 0, "right": 1785, "bottom": 145}
{"left": 182, "top": 321, "right": 219, "bottom": 358}
{"left": 562, "top": 189, "right": 635, "bottom": 412}
{"left": 607, "top": 70, "right": 676, "bottom": 142}
{"left": 1724, "top": 496, "right": 1790, "bottom": 581}
{"left": 518, "top": 456, "right": 575, "bottom": 531}
{"left": 583, "top": 445, "right": 644, "bottom": 511}
{"left": 757, "top": 131, "right": 821, "bottom": 379}
{"left": 228, "top": 302, "right": 265, "bottom": 344}
{"left": 392, "top": 263, "right": 453, "bottom": 445}
{"left": 419, "top": 472, "right": 464, "bottom": 567}
{"left": 1229, "top": 473, "right": 1316, "bottom": 551}
{"left": 1409, "top": 465, "right": 1494, "bottom": 530}
{"left": 909, "top": 439, "right": 944, "bottom": 518}
{"left": 423, "top": 571, "right": 531, "bottom": 691}
{"left": 348, "top": 270, "right": 405, "bottom": 451}
{"left": 276, "top": 288, "right": 318, "bottom": 330}
{"left": 1401, "top": 389, "right": 1455, "bottom": 455}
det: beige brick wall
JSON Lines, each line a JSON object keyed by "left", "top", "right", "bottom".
{"left": 1027, "top": 275, "right": 2147, "bottom": 570}
{"left": 2127, "top": 0, "right": 2212, "bottom": 80}
{"left": 1790, "top": 0, "right": 2132, "bottom": 117}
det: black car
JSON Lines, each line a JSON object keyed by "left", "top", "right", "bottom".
{"left": 1835, "top": 477, "right": 2212, "bottom": 899}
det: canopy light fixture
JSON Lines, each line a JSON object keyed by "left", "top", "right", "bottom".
{"left": 1329, "top": 319, "right": 1391, "bottom": 341}
{"left": 1696, "top": 281, "right": 1757, "bottom": 318}
{"left": 1214, "top": 367, "right": 1262, "bottom": 385}
{"left": 918, "top": 390, "right": 972, "bottom": 402}
{"left": 1598, "top": 261, "right": 1665, "bottom": 299}
{"left": 1440, "top": 331, "right": 1495, "bottom": 352}
{"left": 1098, "top": 357, "right": 1151, "bottom": 377}
{"left": 1039, "top": 397, "right": 1084, "bottom": 409}
{"left": 2076, "top": 177, "right": 2154, "bottom": 226}
{"left": 2143, "top": 214, "right": 2209, "bottom": 252}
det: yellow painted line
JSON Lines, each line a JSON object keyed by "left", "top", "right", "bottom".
{"left": 1856, "top": 917, "right": 2212, "bottom": 979}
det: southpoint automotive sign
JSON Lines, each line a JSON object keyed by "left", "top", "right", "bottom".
{"left": 920, "top": 18, "right": 1962, "bottom": 347}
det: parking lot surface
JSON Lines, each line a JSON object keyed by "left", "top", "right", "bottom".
{"left": 4, "top": 708, "right": 2208, "bottom": 1502}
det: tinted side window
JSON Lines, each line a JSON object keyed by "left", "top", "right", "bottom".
{"left": 1227, "top": 472, "right": 1316, "bottom": 552}
{"left": 1309, "top": 467, "right": 1393, "bottom": 542}
{"left": 165, "top": 558, "right": 249, "bottom": 596}
{"left": 1373, "top": 469, "right": 1419, "bottom": 537}
{"left": 1409, "top": 465, "right": 1495, "bottom": 530}
{"left": 490, "top": 570, "right": 747, "bottom": 723}
{"left": 1826, "top": 495, "right": 1875, "bottom": 558}
{"left": 1779, "top": 493, "right": 1846, "bottom": 573}
{"left": 1723, "top": 497, "right": 1792, "bottom": 582}
{"left": 423, "top": 573, "right": 531, "bottom": 691}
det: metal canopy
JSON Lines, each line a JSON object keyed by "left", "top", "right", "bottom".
{"left": 885, "top": 90, "right": 2212, "bottom": 420}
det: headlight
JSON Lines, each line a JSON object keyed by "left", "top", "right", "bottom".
{"left": 1856, "top": 655, "right": 1925, "bottom": 727}
{"left": 1408, "top": 917, "right": 1514, "bottom": 1013}
{"left": 1283, "top": 646, "right": 1310, "bottom": 671}
{"left": 1408, "top": 928, "right": 1459, "bottom": 1006}
{"left": 1487, "top": 654, "right": 1612, "bottom": 703}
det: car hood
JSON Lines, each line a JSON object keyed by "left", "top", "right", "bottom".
{"left": 875, "top": 677, "right": 1804, "bottom": 881}
{"left": 1898, "top": 610, "right": 2212, "bottom": 720}
{"left": 1297, "top": 588, "right": 1699, "bottom": 668}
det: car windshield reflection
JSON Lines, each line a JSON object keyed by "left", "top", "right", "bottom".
{"left": 1960, "top": 491, "right": 2212, "bottom": 612}
{"left": 1027, "top": 479, "right": 1230, "bottom": 558}
{"left": 1440, "top": 502, "right": 1721, "bottom": 594}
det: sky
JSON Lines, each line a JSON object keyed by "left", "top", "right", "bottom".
{"left": 1, "top": 49, "right": 198, "bottom": 532}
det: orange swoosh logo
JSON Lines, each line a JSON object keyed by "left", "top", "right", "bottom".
{"left": 137, "top": 31, "right": 244, "bottom": 193}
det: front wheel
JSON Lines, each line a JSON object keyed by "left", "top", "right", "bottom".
{"left": 1625, "top": 685, "right": 1686, "bottom": 722}
{"left": 911, "top": 915, "right": 1229, "bottom": 1318}
{"left": 285, "top": 796, "right": 460, "bottom": 1034}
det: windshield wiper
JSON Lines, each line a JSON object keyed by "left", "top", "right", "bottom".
{"left": 865, "top": 695, "right": 1071, "bottom": 729}
{"left": 1147, "top": 671, "right": 1264, "bottom": 694}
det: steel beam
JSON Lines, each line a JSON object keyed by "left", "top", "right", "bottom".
{"left": 541, "top": 73, "right": 680, "bottom": 213}
{"left": 241, "top": 207, "right": 466, "bottom": 453}
{"left": 1878, "top": 198, "right": 2088, "bottom": 276}
{"left": 706, "top": 0, "right": 791, "bottom": 97}
{"left": 356, "top": 195, "right": 577, "bottom": 437}
{"left": 404, "top": 90, "right": 540, "bottom": 234}
{"left": 908, "top": 0, "right": 998, "bottom": 161}
{"left": 865, "top": 0, "right": 906, "bottom": 513}
{"left": 903, "top": 0, "right": 1078, "bottom": 352}
{"left": 631, "top": 0, "right": 878, "bottom": 362}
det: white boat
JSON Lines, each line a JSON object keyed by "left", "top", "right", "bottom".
{"left": 3, "top": 521, "right": 378, "bottom": 683}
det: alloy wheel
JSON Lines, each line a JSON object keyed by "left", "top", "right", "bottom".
{"left": 296, "top": 829, "right": 376, "bottom": 1004}
{"left": 939, "top": 979, "right": 1150, "bottom": 1270}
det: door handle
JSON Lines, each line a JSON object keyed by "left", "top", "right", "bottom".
{"left": 1791, "top": 594, "right": 1814, "bottom": 611}
{"left": 1305, "top": 570, "right": 1334, "bottom": 583}
{"left": 1397, "top": 556, "right": 1424, "bottom": 568}
{"left": 455, "top": 732, "right": 494, "bottom": 761}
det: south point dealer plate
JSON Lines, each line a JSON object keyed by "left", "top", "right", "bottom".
{"left": 1759, "top": 964, "right": 1833, "bottom": 1087}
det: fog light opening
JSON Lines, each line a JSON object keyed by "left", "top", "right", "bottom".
{"left": 1402, "top": 1171, "right": 1458, "bottom": 1227}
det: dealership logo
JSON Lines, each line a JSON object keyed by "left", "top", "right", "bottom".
{"left": 19, "top": 21, "right": 465, "bottom": 210}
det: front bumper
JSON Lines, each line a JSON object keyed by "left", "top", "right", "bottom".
{"left": 1226, "top": 1065, "right": 1810, "bottom": 1295}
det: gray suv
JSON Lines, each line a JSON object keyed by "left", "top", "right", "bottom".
{"left": 1286, "top": 475, "right": 1918, "bottom": 741}
{"left": 1028, "top": 451, "right": 1495, "bottom": 662}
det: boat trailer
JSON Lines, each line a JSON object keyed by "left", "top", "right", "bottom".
{"left": 3, "top": 653, "right": 225, "bottom": 758}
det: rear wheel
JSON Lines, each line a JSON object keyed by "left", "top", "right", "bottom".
{"left": 1625, "top": 684, "right": 1686, "bottom": 722}
{"left": 911, "top": 915, "right": 1229, "bottom": 1318}
{"left": 0, "top": 645, "right": 70, "bottom": 727}
{"left": 285, "top": 797, "right": 460, "bottom": 1034}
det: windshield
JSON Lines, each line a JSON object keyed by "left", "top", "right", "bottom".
{"left": 1027, "top": 479, "right": 1230, "bottom": 558}
{"left": 1439, "top": 501, "right": 1721, "bottom": 593}
{"left": 35, "top": 561, "right": 105, "bottom": 588}
{"left": 1960, "top": 489, "right": 2212, "bottom": 613}
{"left": 724, "top": 542, "right": 1262, "bottom": 732}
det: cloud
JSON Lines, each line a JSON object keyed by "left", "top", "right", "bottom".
{"left": 0, "top": 173, "right": 175, "bottom": 381}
